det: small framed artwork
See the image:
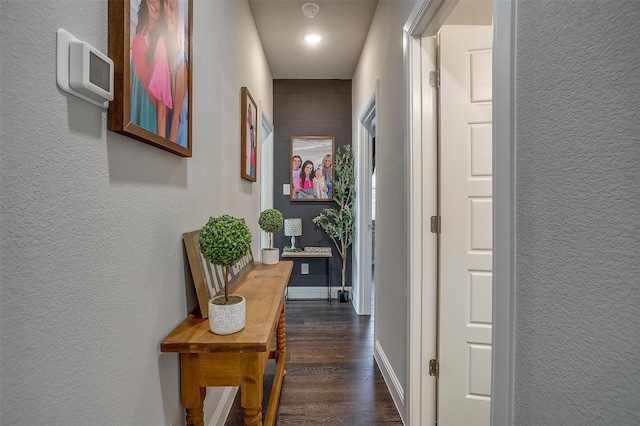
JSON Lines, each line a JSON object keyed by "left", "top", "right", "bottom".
{"left": 290, "top": 136, "right": 335, "bottom": 201}
{"left": 108, "top": 0, "right": 193, "bottom": 157}
{"left": 241, "top": 87, "right": 258, "bottom": 182}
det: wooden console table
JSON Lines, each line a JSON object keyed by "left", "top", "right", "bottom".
{"left": 161, "top": 261, "right": 293, "bottom": 426}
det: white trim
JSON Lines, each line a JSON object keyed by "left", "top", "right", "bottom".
{"left": 353, "top": 84, "right": 377, "bottom": 316}
{"left": 374, "top": 340, "right": 406, "bottom": 424}
{"left": 259, "top": 101, "right": 275, "bottom": 252}
{"left": 407, "top": 1, "right": 512, "bottom": 424}
{"left": 490, "top": 0, "right": 516, "bottom": 424}
{"left": 419, "top": 34, "right": 439, "bottom": 426}
{"left": 285, "top": 286, "right": 352, "bottom": 300}
{"left": 261, "top": 113, "right": 273, "bottom": 140}
{"left": 405, "top": 29, "right": 423, "bottom": 426}
{"left": 404, "top": 28, "right": 439, "bottom": 425}
{"left": 405, "top": 1, "right": 445, "bottom": 422}
{"left": 404, "top": 0, "right": 460, "bottom": 36}
{"left": 208, "top": 387, "right": 238, "bottom": 426}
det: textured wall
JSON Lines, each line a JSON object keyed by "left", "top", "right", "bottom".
{"left": 0, "top": 0, "right": 272, "bottom": 424}
{"left": 514, "top": 1, "right": 640, "bottom": 424}
{"left": 352, "top": 0, "right": 418, "bottom": 415}
{"left": 273, "top": 79, "right": 352, "bottom": 289}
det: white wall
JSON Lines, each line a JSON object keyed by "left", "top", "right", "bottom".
{"left": 352, "top": 0, "right": 419, "bottom": 418}
{"left": 514, "top": 1, "right": 640, "bottom": 424}
{"left": 0, "top": 1, "right": 272, "bottom": 424}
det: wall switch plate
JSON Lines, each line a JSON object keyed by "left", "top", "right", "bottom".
{"left": 283, "top": 184, "right": 290, "bottom": 195}
{"left": 301, "top": 263, "right": 309, "bottom": 274}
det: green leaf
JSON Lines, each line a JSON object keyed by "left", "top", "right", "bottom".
{"left": 258, "top": 209, "right": 283, "bottom": 233}
{"left": 312, "top": 145, "right": 355, "bottom": 290}
{"left": 198, "top": 215, "right": 252, "bottom": 267}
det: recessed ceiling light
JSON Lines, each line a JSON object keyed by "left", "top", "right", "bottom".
{"left": 303, "top": 33, "right": 323, "bottom": 44}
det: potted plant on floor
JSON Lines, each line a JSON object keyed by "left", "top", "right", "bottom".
{"left": 198, "top": 215, "right": 252, "bottom": 334}
{"left": 313, "top": 145, "right": 355, "bottom": 303}
{"left": 258, "top": 208, "right": 283, "bottom": 265}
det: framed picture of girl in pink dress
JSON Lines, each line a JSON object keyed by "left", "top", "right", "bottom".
{"left": 240, "top": 87, "right": 258, "bottom": 182}
{"left": 108, "top": 0, "right": 192, "bottom": 157}
{"left": 290, "top": 136, "right": 334, "bottom": 201}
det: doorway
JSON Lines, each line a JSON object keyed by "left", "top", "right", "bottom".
{"left": 354, "top": 86, "right": 378, "bottom": 316}
{"left": 259, "top": 104, "right": 274, "bottom": 251}
{"left": 404, "top": 1, "right": 505, "bottom": 424}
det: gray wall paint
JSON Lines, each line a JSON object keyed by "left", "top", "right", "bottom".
{"left": 353, "top": 0, "right": 417, "bottom": 414}
{"left": 514, "top": 1, "right": 640, "bottom": 424}
{"left": 0, "top": 0, "right": 272, "bottom": 424}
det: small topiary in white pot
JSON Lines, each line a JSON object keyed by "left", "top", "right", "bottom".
{"left": 199, "top": 215, "right": 252, "bottom": 334}
{"left": 258, "top": 208, "right": 283, "bottom": 265}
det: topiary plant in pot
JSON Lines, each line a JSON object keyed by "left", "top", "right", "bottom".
{"left": 258, "top": 208, "right": 283, "bottom": 265}
{"left": 199, "top": 215, "right": 252, "bottom": 334}
{"left": 313, "top": 145, "right": 355, "bottom": 303}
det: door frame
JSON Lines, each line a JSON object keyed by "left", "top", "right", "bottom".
{"left": 354, "top": 84, "right": 378, "bottom": 316}
{"left": 259, "top": 101, "right": 274, "bottom": 250}
{"left": 403, "top": 1, "right": 516, "bottom": 424}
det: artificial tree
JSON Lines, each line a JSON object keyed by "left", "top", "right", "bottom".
{"left": 313, "top": 145, "right": 355, "bottom": 300}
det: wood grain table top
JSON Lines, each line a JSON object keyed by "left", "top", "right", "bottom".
{"left": 161, "top": 261, "right": 293, "bottom": 354}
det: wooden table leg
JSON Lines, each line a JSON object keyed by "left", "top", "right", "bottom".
{"left": 264, "top": 303, "right": 286, "bottom": 426}
{"left": 276, "top": 307, "right": 286, "bottom": 360}
{"left": 181, "top": 353, "right": 205, "bottom": 426}
{"left": 240, "top": 354, "right": 263, "bottom": 426}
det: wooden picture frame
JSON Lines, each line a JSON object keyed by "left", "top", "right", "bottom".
{"left": 241, "top": 87, "right": 258, "bottom": 182}
{"left": 108, "top": 0, "right": 193, "bottom": 157}
{"left": 290, "top": 136, "right": 335, "bottom": 201}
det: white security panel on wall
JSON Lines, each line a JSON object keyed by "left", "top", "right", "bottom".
{"left": 56, "top": 28, "right": 113, "bottom": 109}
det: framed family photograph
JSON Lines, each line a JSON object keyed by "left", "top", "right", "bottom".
{"left": 108, "top": 0, "right": 193, "bottom": 157}
{"left": 241, "top": 87, "right": 258, "bottom": 182}
{"left": 290, "top": 136, "right": 334, "bottom": 201}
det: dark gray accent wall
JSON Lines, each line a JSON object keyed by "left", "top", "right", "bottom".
{"left": 272, "top": 80, "right": 352, "bottom": 290}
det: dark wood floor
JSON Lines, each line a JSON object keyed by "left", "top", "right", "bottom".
{"left": 225, "top": 299, "right": 403, "bottom": 425}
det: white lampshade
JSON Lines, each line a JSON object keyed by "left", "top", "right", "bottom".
{"left": 284, "top": 218, "right": 302, "bottom": 236}
{"left": 284, "top": 218, "right": 302, "bottom": 249}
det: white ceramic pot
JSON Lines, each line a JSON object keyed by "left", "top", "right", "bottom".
{"left": 208, "top": 295, "right": 246, "bottom": 335}
{"left": 262, "top": 248, "right": 280, "bottom": 265}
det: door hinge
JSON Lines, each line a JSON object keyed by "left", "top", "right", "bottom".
{"left": 430, "top": 216, "right": 441, "bottom": 234}
{"left": 429, "top": 358, "right": 439, "bottom": 377}
{"left": 429, "top": 68, "right": 441, "bottom": 89}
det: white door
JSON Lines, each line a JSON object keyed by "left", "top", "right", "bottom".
{"left": 438, "top": 25, "right": 493, "bottom": 426}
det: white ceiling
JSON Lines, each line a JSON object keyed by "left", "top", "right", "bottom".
{"left": 248, "top": 0, "right": 492, "bottom": 80}
{"left": 248, "top": 0, "right": 379, "bottom": 79}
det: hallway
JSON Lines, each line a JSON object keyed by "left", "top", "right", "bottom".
{"left": 225, "top": 298, "right": 401, "bottom": 425}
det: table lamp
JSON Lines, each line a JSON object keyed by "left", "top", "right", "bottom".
{"left": 284, "top": 218, "right": 302, "bottom": 249}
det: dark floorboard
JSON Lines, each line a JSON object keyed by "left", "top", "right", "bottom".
{"left": 224, "top": 299, "right": 403, "bottom": 425}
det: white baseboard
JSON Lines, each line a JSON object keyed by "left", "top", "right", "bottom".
{"left": 374, "top": 340, "right": 406, "bottom": 424}
{"left": 208, "top": 386, "right": 238, "bottom": 426}
{"left": 286, "top": 286, "right": 352, "bottom": 300}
